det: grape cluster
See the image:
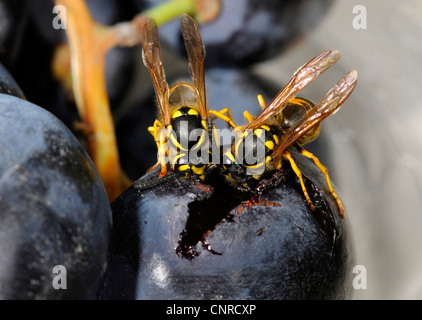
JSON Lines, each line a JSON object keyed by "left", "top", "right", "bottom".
{"left": 0, "top": 0, "right": 354, "bottom": 300}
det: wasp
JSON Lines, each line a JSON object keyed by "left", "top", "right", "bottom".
{"left": 220, "top": 50, "right": 358, "bottom": 217}
{"left": 141, "top": 14, "right": 235, "bottom": 181}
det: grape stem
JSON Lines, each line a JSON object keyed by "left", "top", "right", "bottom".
{"left": 52, "top": 0, "right": 220, "bottom": 201}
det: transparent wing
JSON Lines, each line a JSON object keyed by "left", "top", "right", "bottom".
{"left": 246, "top": 50, "right": 342, "bottom": 130}
{"left": 142, "top": 18, "right": 170, "bottom": 125}
{"left": 180, "top": 14, "right": 208, "bottom": 120}
{"left": 272, "top": 69, "right": 358, "bottom": 159}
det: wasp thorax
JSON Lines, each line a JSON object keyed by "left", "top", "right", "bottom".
{"left": 168, "top": 83, "right": 198, "bottom": 108}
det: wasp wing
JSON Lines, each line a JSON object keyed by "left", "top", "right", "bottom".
{"left": 246, "top": 50, "right": 342, "bottom": 130}
{"left": 271, "top": 69, "right": 358, "bottom": 160}
{"left": 142, "top": 18, "right": 170, "bottom": 125}
{"left": 180, "top": 14, "right": 208, "bottom": 120}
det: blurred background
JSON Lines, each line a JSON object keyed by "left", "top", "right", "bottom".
{"left": 255, "top": 0, "right": 422, "bottom": 299}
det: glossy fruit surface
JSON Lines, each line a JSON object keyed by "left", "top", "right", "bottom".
{"left": 0, "top": 62, "right": 25, "bottom": 98}
{"left": 0, "top": 94, "right": 112, "bottom": 299}
{"left": 103, "top": 148, "right": 353, "bottom": 300}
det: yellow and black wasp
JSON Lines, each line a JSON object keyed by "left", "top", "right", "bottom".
{"left": 141, "top": 14, "right": 235, "bottom": 181}
{"left": 220, "top": 50, "right": 358, "bottom": 217}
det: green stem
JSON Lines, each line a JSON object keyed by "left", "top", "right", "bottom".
{"left": 142, "top": 0, "right": 198, "bottom": 26}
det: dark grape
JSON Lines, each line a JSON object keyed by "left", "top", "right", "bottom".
{"left": 102, "top": 149, "right": 353, "bottom": 299}
{"left": 199, "top": 0, "right": 335, "bottom": 67}
{"left": 0, "top": 94, "right": 112, "bottom": 299}
{"left": 144, "top": 0, "right": 335, "bottom": 67}
{"left": 0, "top": 62, "right": 25, "bottom": 98}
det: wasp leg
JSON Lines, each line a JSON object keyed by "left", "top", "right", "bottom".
{"left": 157, "top": 128, "right": 169, "bottom": 177}
{"left": 257, "top": 94, "right": 266, "bottom": 110}
{"left": 149, "top": 119, "right": 168, "bottom": 177}
{"left": 299, "top": 147, "right": 346, "bottom": 218}
{"left": 148, "top": 118, "right": 165, "bottom": 137}
{"left": 146, "top": 121, "right": 162, "bottom": 172}
{"left": 242, "top": 95, "right": 266, "bottom": 124}
{"left": 209, "top": 108, "right": 236, "bottom": 128}
{"left": 147, "top": 126, "right": 154, "bottom": 138}
{"left": 284, "top": 151, "right": 316, "bottom": 212}
{"left": 243, "top": 110, "right": 255, "bottom": 124}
